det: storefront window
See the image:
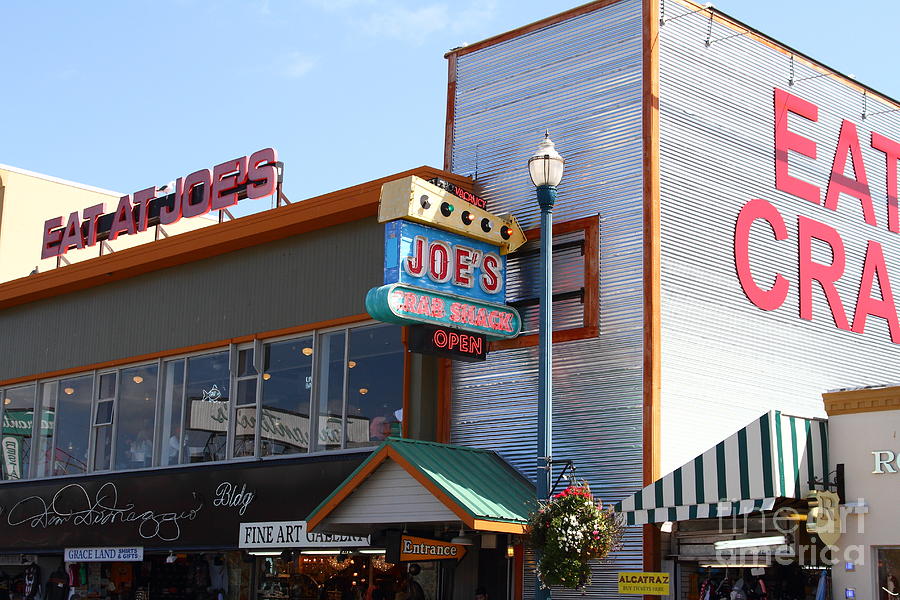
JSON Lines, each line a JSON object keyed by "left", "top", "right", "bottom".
{"left": 233, "top": 347, "right": 258, "bottom": 458}
{"left": 1, "top": 384, "right": 36, "bottom": 480}
{"left": 114, "top": 364, "right": 159, "bottom": 470}
{"left": 346, "top": 324, "right": 404, "bottom": 448}
{"left": 315, "top": 331, "right": 346, "bottom": 452}
{"left": 0, "top": 321, "right": 406, "bottom": 481}
{"left": 92, "top": 372, "right": 116, "bottom": 470}
{"left": 182, "top": 351, "right": 230, "bottom": 463}
{"left": 256, "top": 554, "right": 436, "bottom": 600}
{"left": 260, "top": 337, "right": 313, "bottom": 456}
{"left": 878, "top": 548, "right": 900, "bottom": 600}
{"left": 32, "top": 381, "right": 57, "bottom": 478}
{"left": 49, "top": 375, "right": 93, "bottom": 476}
{"left": 159, "top": 359, "right": 185, "bottom": 466}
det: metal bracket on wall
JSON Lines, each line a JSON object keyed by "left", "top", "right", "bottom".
{"left": 788, "top": 55, "right": 834, "bottom": 87}
{"left": 808, "top": 463, "right": 845, "bottom": 504}
{"left": 659, "top": 0, "right": 712, "bottom": 27}
{"left": 704, "top": 12, "right": 748, "bottom": 47}
{"left": 549, "top": 459, "right": 576, "bottom": 496}
{"left": 861, "top": 89, "right": 900, "bottom": 120}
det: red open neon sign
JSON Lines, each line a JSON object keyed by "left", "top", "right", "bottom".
{"left": 407, "top": 325, "right": 486, "bottom": 362}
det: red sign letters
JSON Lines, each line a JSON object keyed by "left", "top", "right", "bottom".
{"left": 41, "top": 148, "right": 278, "bottom": 259}
{"left": 735, "top": 89, "right": 900, "bottom": 343}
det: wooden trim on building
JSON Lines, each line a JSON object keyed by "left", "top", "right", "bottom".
{"left": 643, "top": 0, "right": 662, "bottom": 580}
{"left": 307, "top": 446, "right": 525, "bottom": 534}
{"left": 445, "top": 0, "right": 627, "bottom": 59}
{"left": 642, "top": 0, "right": 661, "bottom": 491}
{"left": 0, "top": 314, "right": 370, "bottom": 388}
{"left": 443, "top": 53, "right": 458, "bottom": 171}
{"left": 489, "top": 215, "right": 600, "bottom": 351}
{"left": 306, "top": 448, "right": 392, "bottom": 532}
{"left": 513, "top": 543, "right": 524, "bottom": 600}
{"left": 470, "top": 520, "right": 526, "bottom": 534}
{"left": 0, "top": 167, "right": 472, "bottom": 312}
{"left": 823, "top": 387, "right": 900, "bottom": 416}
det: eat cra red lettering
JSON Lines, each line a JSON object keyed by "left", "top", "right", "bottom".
{"left": 735, "top": 88, "right": 900, "bottom": 343}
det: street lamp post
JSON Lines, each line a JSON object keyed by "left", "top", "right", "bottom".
{"left": 528, "top": 132, "right": 564, "bottom": 600}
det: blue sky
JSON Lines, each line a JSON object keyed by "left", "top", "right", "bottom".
{"left": 2, "top": 0, "right": 897, "bottom": 217}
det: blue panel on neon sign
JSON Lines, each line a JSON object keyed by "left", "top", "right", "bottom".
{"left": 384, "top": 220, "right": 505, "bottom": 304}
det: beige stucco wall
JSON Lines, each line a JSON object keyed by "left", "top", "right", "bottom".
{"left": 829, "top": 408, "right": 900, "bottom": 600}
{"left": 0, "top": 165, "right": 214, "bottom": 284}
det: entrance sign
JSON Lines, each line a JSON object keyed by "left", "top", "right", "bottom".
{"left": 65, "top": 547, "right": 144, "bottom": 562}
{"left": 384, "top": 220, "right": 506, "bottom": 302}
{"left": 366, "top": 283, "right": 521, "bottom": 339}
{"left": 408, "top": 325, "right": 486, "bottom": 362}
{"left": 399, "top": 535, "right": 467, "bottom": 562}
{"left": 617, "top": 572, "right": 670, "bottom": 595}
{"left": 239, "top": 521, "right": 370, "bottom": 549}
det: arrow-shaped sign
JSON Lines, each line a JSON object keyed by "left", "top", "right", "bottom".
{"left": 379, "top": 176, "right": 526, "bottom": 255}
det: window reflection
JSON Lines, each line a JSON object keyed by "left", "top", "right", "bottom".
{"left": 33, "top": 381, "right": 58, "bottom": 479}
{"left": 3, "top": 322, "right": 406, "bottom": 479}
{"left": 347, "top": 324, "right": 404, "bottom": 448}
{"left": 49, "top": 376, "right": 92, "bottom": 476}
{"left": 92, "top": 373, "right": 116, "bottom": 471}
{"left": 114, "top": 365, "right": 158, "bottom": 470}
{"left": 232, "top": 348, "right": 258, "bottom": 458}
{"left": 158, "top": 360, "right": 184, "bottom": 466}
{"left": 315, "top": 331, "right": 346, "bottom": 452}
{"left": 1, "top": 385, "right": 36, "bottom": 480}
{"left": 260, "top": 337, "right": 313, "bottom": 456}
{"left": 878, "top": 548, "right": 900, "bottom": 600}
{"left": 182, "top": 352, "right": 229, "bottom": 463}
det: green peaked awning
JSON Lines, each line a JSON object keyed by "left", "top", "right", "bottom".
{"left": 615, "top": 411, "right": 828, "bottom": 525}
{"left": 306, "top": 438, "right": 537, "bottom": 534}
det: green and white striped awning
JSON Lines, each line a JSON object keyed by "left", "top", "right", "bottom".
{"left": 615, "top": 411, "right": 828, "bottom": 526}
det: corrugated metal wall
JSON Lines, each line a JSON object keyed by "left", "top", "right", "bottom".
{"left": 448, "top": 0, "right": 646, "bottom": 595}
{"left": 658, "top": 2, "right": 900, "bottom": 472}
{"left": 0, "top": 219, "right": 383, "bottom": 381}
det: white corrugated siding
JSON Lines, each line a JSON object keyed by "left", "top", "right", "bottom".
{"left": 449, "top": 1, "right": 646, "bottom": 597}
{"left": 325, "top": 461, "right": 459, "bottom": 524}
{"left": 658, "top": 2, "right": 900, "bottom": 472}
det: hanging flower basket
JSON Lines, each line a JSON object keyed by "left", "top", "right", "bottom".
{"left": 526, "top": 484, "right": 625, "bottom": 589}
